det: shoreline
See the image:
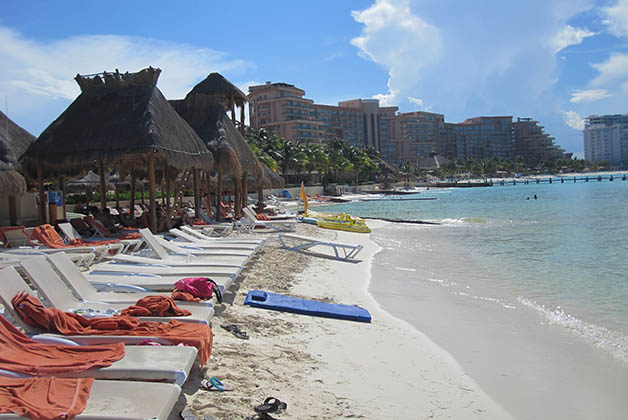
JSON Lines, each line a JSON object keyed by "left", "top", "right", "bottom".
{"left": 178, "top": 221, "right": 515, "bottom": 419}
{"left": 292, "top": 220, "right": 515, "bottom": 419}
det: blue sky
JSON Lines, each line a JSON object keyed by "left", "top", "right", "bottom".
{"left": 1, "top": 0, "right": 627, "bottom": 157}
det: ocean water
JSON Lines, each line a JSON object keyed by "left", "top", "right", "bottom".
{"left": 322, "top": 178, "right": 628, "bottom": 419}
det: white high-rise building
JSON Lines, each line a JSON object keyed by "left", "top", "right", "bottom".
{"left": 584, "top": 114, "right": 628, "bottom": 166}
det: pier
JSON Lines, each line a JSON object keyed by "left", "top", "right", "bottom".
{"left": 494, "top": 174, "right": 627, "bottom": 186}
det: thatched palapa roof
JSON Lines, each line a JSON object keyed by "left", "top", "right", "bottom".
{"left": 186, "top": 73, "right": 247, "bottom": 110}
{"left": 21, "top": 67, "right": 213, "bottom": 178}
{"left": 263, "top": 164, "right": 285, "bottom": 189}
{"left": 170, "top": 97, "right": 262, "bottom": 179}
{"left": 0, "top": 110, "right": 36, "bottom": 196}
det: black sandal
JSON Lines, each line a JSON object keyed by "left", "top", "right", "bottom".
{"left": 221, "top": 324, "right": 249, "bottom": 340}
{"left": 254, "top": 397, "right": 287, "bottom": 414}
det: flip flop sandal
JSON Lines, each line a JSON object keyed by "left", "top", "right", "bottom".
{"left": 221, "top": 324, "right": 249, "bottom": 340}
{"left": 254, "top": 397, "right": 287, "bottom": 414}
{"left": 201, "top": 377, "right": 234, "bottom": 391}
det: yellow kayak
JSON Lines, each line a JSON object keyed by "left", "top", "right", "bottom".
{"left": 307, "top": 210, "right": 366, "bottom": 224}
{"left": 316, "top": 219, "right": 371, "bottom": 233}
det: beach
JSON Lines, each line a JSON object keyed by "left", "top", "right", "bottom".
{"left": 176, "top": 221, "right": 513, "bottom": 420}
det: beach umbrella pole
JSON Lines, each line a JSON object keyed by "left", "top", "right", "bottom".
{"left": 99, "top": 160, "right": 107, "bottom": 212}
{"left": 8, "top": 196, "right": 17, "bottom": 226}
{"left": 216, "top": 170, "right": 222, "bottom": 221}
{"left": 130, "top": 172, "right": 136, "bottom": 218}
{"left": 234, "top": 177, "right": 241, "bottom": 218}
{"left": 241, "top": 171, "right": 248, "bottom": 210}
{"left": 59, "top": 176, "right": 66, "bottom": 219}
{"left": 36, "top": 164, "right": 46, "bottom": 224}
{"left": 148, "top": 154, "right": 157, "bottom": 233}
{"left": 193, "top": 168, "right": 201, "bottom": 219}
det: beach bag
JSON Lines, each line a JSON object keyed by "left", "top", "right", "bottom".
{"left": 175, "top": 277, "right": 222, "bottom": 303}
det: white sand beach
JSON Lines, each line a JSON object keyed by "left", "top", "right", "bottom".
{"left": 176, "top": 221, "right": 514, "bottom": 420}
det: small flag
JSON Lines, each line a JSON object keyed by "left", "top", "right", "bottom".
{"left": 300, "top": 181, "right": 308, "bottom": 216}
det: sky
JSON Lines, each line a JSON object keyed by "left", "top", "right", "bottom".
{"left": 1, "top": 0, "right": 627, "bottom": 158}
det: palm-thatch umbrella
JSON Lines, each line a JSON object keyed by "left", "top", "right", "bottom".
{"left": 171, "top": 80, "right": 262, "bottom": 219}
{"left": 21, "top": 67, "right": 213, "bottom": 232}
{"left": 0, "top": 110, "right": 36, "bottom": 224}
{"left": 256, "top": 163, "right": 285, "bottom": 212}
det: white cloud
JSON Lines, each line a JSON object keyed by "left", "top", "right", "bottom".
{"left": 570, "top": 89, "right": 612, "bottom": 103}
{"left": 602, "top": 0, "right": 628, "bottom": 38}
{"left": 351, "top": 0, "right": 442, "bottom": 103}
{"left": 562, "top": 110, "right": 585, "bottom": 130}
{"left": 373, "top": 89, "right": 399, "bottom": 106}
{"left": 0, "top": 26, "right": 251, "bottom": 134}
{"left": 349, "top": 0, "right": 596, "bottom": 155}
{"left": 550, "top": 25, "right": 595, "bottom": 53}
{"left": 408, "top": 96, "right": 424, "bottom": 107}
{"left": 590, "top": 53, "right": 628, "bottom": 87}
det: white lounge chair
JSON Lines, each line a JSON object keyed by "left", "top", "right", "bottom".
{"left": 58, "top": 222, "right": 144, "bottom": 253}
{"left": 155, "top": 234, "right": 254, "bottom": 257}
{"left": 0, "top": 226, "right": 115, "bottom": 263}
{"left": 19, "top": 257, "right": 214, "bottom": 325}
{"left": 106, "top": 228, "right": 248, "bottom": 268}
{"left": 0, "top": 313, "right": 197, "bottom": 385}
{"left": 46, "top": 252, "right": 214, "bottom": 307}
{"left": 179, "top": 225, "right": 260, "bottom": 243}
{"left": 0, "top": 379, "right": 181, "bottom": 420}
{"left": 172, "top": 227, "right": 265, "bottom": 246}
{"left": 238, "top": 207, "right": 296, "bottom": 232}
{"left": 0, "top": 266, "right": 192, "bottom": 346}
{"left": 0, "top": 249, "right": 96, "bottom": 269}
{"left": 278, "top": 233, "right": 364, "bottom": 261}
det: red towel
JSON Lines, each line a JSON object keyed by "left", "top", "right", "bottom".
{"left": 120, "top": 295, "right": 191, "bottom": 317}
{"left": 12, "top": 293, "right": 212, "bottom": 366}
{"left": 0, "top": 377, "right": 93, "bottom": 420}
{"left": 0, "top": 315, "right": 124, "bottom": 376}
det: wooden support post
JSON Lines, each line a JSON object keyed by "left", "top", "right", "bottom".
{"left": 234, "top": 175, "right": 241, "bottom": 219}
{"left": 115, "top": 187, "right": 120, "bottom": 210}
{"left": 240, "top": 104, "right": 245, "bottom": 135}
{"left": 130, "top": 172, "right": 136, "bottom": 217}
{"left": 98, "top": 161, "right": 107, "bottom": 212}
{"left": 231, "top": 98, "right": 236, "bottom": 124}
{"left": 257, "top": 187, "right": 264, "bottom": 214}
{"left": 166, "top": 178, "right": 172, "bottom": 217}
{"left": 148, "top": 154, "right": 157, "bottom": 233}
{"left": 58, "top": 176, "right": 66, "bottom": 219}
{"left": 241, "top": 171, "right": 248, "bottom": 210}
{"left": 36, "top": 164, "right": 46, "bottom": 224}
{"left": 216, "top": 170, "right": 222, "bottom": 221}
{"left": 193, "top": 168, "right": 201, "bottom": 219}
{"left": 8, "top": 196, "right": 17, "bottom": 226}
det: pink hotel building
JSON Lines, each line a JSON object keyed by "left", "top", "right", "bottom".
{"left": 248, "top": 81, "right": 568, "bottom": 165}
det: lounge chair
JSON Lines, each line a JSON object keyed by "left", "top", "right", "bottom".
{"left": 58, "top": 222, "right": 144, "bottom": 253}
{"left": 179, "top": 225, "right": 264, "bottom": 244}
{"left": 85, "top": 271, "right": 235, "bottom": 294}
{"left": 45, "top": 252, "right": 214, "bottom": 307}
{"left": 19, "top": 256, "right": 214, "bottom": 325}
{"left": 155, "top": 234, "right": 255, "bottom": 256}
{"left": 0, "top": 226, "right": 113, "bottom": 263}
{"left": 169, "top": 228, "right": 265, "bottom": 248}
{"left": 31, "top": 224, "right": 125, "bottom": 260}
{"left": 0, "top": 378, "right": 181, "bottom": 420}
{"left": 0, "top": 248, "right": 96, "bottom": 269}
{"left": 106, "top": 228, "right": 248, "bottom": 269}
{"left": 239, "top": 207, "right": 296, "bottom": 232}
{"left": 0, "top": 313, "right": 197, "bottom": 385}
{"left": 278, "top": 233, "right": 364, "bottom": 261}
{"left": 0, "top": 266, "right": 192, "bottom": 346}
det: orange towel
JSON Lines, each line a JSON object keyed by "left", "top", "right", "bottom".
{"left": 0, "top": 315, "right": 124, "bottom": 376}
{"left": 12, "top": 293, "right": 212, "bottom": 366}
{"left": 0, "top": 377, "right": 93, "bottom": 420}
{"left": 172, "top": 290, "right": 202, "bottom": 302}
{"left": 119, "top": 295, "right": 192, "bottom": 317}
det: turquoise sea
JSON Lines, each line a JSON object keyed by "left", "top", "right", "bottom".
{"left": 322, "top": 177, "right": 628, "bottom": 419}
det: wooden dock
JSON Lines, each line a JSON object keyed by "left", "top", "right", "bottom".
{"left": 494, "top": 174, "right": 627, "bottom": 186}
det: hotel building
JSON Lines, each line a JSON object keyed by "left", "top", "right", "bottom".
{"left": 248, "top": 81, "right": 569, "bottom": 166}
{"left": 584, "top": 114, "right": 628, "bottom": 167}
